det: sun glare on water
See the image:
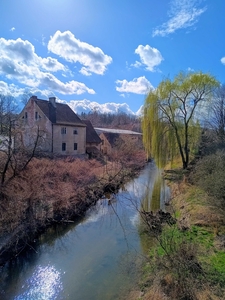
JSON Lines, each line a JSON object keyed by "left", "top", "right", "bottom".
{"left": 14, "top": 265, "right": 64, "bottom": 300}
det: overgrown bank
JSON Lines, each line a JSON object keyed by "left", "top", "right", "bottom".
{"left": 134, "top": 155, "right": 225, "bottom": 300}
{"left": 0, "top": 152, "right": 146, "bottom": 266}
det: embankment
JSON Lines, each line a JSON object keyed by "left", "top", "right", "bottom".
{"left": 135, "top": 165, "right": 225, "bottom": 300}
{"left": 0, "top": 156, "right": 146, "bottom": 266}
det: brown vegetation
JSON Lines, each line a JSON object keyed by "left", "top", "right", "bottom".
{"left": 0, "top": 147, "right": 146, "bottom": 265}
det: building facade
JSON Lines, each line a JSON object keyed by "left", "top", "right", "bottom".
{"left": 18, "top": 96, "right": 86, "bottom": 155}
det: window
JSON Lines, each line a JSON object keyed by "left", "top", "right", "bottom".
{"left": 73, "top": 129, "right": 78, "bottom": 134}
{"left": 25, "top": 112, "right": 28, "bottom": 119}
{"left": 61, "top": 127, "right": 67, "bottom": 134}
{"left": 35, "top": 112, "right": 38, "bottom": 120}
{"left": 74, "top": 143, "right": 77, "bottom": 151}
{"left": 62, "top": 143, "right": 66, "bottom": 151}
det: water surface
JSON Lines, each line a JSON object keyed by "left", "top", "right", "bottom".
{"left": 0, "top": 162, "right": 170, "bottom": 300}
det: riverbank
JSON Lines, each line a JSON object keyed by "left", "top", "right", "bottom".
{"left": 130, "top": 163, "right": 225, "bottom": 300}
{"left": 0, "top": 152, "right": 146, "bottom": 266}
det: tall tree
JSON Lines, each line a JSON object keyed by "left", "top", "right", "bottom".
{"left": 142, "top": 72, "right": 219, "bottom": 169}
{"left": 209, "top": 84, "right": 225, "bottom": 142}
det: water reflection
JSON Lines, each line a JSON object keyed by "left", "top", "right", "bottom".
{"left": 15, "top": 265, "right": 64, "bottom": 300}
{"left": 0, "top": 163, "right": 170, "bottom": 300}
{"left": 141, "top": 166, "right": 170, "bottom": 213}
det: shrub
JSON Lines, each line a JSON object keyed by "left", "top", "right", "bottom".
{"left": 191, "top": 150, "right": 225, "bottom": 200}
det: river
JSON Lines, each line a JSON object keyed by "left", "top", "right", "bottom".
{"left": 0, "top": 162, "right": 170, "bottom": 300}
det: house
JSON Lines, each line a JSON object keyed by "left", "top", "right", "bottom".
{"left": 18, "top": 96, "right": 86, "bottom": 156}
{"left": 82, "top": 119, "right": 102, "bottom": 158}
{"left": 94, "top": 128, "right": 143, "bottom": 155}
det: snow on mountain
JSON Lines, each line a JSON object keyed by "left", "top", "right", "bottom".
{"left": 66, "top": 99, "right": 137, "bottom": 115}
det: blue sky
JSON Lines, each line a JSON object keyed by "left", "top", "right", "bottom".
{"left": 0, "top": 0, "right": 225, "bottom": 114}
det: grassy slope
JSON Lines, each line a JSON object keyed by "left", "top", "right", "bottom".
{"left": 135, "top": 165, "right": 225, "bottom": 300}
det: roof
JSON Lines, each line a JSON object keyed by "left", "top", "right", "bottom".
{"left": 82, "top": 120, "right": 102, "bottom": 144}
{"left": 34, "top": 98, "right": 85, "bottom": 126}
{"left": 94, "top": 127, "right": 142, "bottom": 135}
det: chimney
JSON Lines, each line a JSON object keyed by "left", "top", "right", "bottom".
{"left": 49, "top": 97, "right": 56, "bottom": 108}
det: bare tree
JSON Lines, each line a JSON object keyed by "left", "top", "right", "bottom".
{"left": 209, "top": 84, "right": 225, "bottom": 142}
{"left": 0, "top": 94, "right": 18, "bottom": 135}
{"left": 0, "top": 94, "right": 45, "bottom": 185}
{"left": 20, "top": 91, "right": 32, "bottom": 106}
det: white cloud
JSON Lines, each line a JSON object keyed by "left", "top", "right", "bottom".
{"left": 133, "top": 45, "right": 163, "bottom": 71}
{"left": 152, "top": 0, "right": 207, "bottom": 37}
{"left": 0, "top": 37, "right": 95, "bottom": 95}
{"left": 48, "top": 30, "right": 112, "bottom": 76}
{"left": 10, "top": 27, "right": 15, "bottom": 31}
{"left": 221, "top": 57, "right": 225, "bottom": 65}
{"left": 136, "top": 105, "right": 144, "bottom": 116}
{"left": 0, "top": 81, "right": 55, "bottom": 100}
{"left": 41, "top": 34, "right": 46, "bottom": 46}
{"left": 115, "top": 76, "right": 153, "bottom": 94}
{"left": 66, "top": 99, "right": 135, "bottom": 115}
{"left": 39, "top": 73, "right": 95, "bottom": 95}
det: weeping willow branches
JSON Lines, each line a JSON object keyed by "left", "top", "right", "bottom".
{"left": 142, "top": 72, "right": 219, "bottom": 169}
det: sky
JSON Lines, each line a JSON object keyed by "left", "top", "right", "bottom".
{"left": 0, "top": 0, "right": 225, "bottom": 115}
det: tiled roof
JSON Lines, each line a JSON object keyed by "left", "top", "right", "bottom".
{"left": 35, "top": 99, "right": 85, "bottom": 126}
{"left": 82, "top": 120, "right": 102, "bottom": 144}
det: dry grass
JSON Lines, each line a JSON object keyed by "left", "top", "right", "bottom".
{"left": 0, "top": 150, "right": 146, "bottom": 264}
{"left": 170, "top": 181, "right": 225, "bottom": 231}
{"left": 0, "top": 158, "right": 104, "bottom": 237}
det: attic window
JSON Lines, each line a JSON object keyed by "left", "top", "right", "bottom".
{"left": 61, "top": 127, "right": 67, "bottom": 134}
{"left": 73, "top": 129, "right": 78, "bottom": 134}
{"left": 25, "top": 112, "right": 28, "bottom": 119}
{"left": 35, "top": 112, "right": 38, "bottom": 120}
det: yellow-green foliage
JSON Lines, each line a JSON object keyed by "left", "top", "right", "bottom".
{"left": 142, "top": 71, "right": 219, "bottom": 168}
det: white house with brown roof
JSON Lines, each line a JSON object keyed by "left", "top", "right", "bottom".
{"left": 18, "top": 96, "right": 86, "bottom": 155}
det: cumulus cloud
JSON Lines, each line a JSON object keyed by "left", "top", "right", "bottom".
{"left": 0, "top": 37, "right": 95, "bottom": 95}
{"left": 115, "top": 76, "right": 153, "bottom": 94}
{"left": 152, "top": 0, "right": 207, "bottom": 37}
{"left": 133, "top": 45, "right": 163, "bottom": 71}
{"left": 67, "top": 99, "right": 135, "bottom": 115}
{"left": 10, "top": 27, "right": 15, "bottom": 31}
{"left": 39, "top": 73, "right": 95, "bottom": 95}
{"left": 48, "top": 30, "right": 112, "bottom": 76}
{"left": 221, "top": 57, "right": 225, "bottom": 65}
{"left": 0, "top": 81, "right": 53, "bottom": 100}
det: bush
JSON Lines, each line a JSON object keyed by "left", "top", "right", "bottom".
{"left": 191, "top": 150, "right": 225, "bottom": 200}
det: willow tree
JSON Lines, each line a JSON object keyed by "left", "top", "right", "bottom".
{"left": 142, "top": 72, "right": 219, "bottom": 169}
